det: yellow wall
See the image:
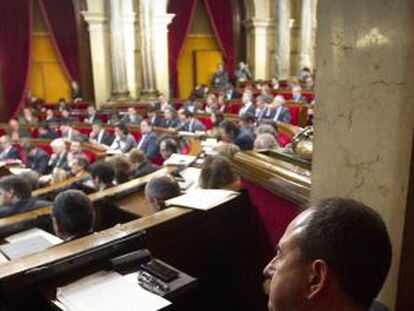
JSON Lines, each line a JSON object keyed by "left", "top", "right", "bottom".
{"left": 177, "top": 35, "right": 222, "bottom": 99}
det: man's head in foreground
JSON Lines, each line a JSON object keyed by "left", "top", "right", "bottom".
{"left": 264, "top": 197, "right": 392, "bottom": 311}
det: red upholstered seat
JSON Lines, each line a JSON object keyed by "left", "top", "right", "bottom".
{"left": 302, "top": 91, "right": 314, "bottom": 102}
{"left": 227, "top": 102, "right": 243, "bottom": 114}
{"left": 286, "top": 106, "right": 300, "bottom": 126}
{"left": 78, "top": 127, "right": 92, "bottom": 136}
{"left": 0, "top": 128, "right": 7, "bottom": 137}
{"left": 83, "top": 150, "right": 96, "bottom": 164}
{"left": 130, "top": 129, "right": 142, "bottom": 142}
{"left": 173, "top": 101, "right": 184, "bottom": 110}
{"left": 30, "top": 128, "right": 39, "bottom": 138}
{"left": 198, "top": 117, "right": 213, "bottom": 130}
{"left": 151, "top": 154, "right": 164, "bottom": 166}
{"left": 277, "top": 132, "right": 292, "bottom": 147}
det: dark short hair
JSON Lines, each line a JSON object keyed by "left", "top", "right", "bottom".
{"left": 199, "top": 155, "right": 236, "bottom": 189}
{"left": 147, "top": 104, "right": 157, "bottom": 113}
{"left": 0, "top": 176, "right": 31, "bottom": 200}
{"left": 115, "top": 122, "right": 129, "bottom": 135}
{"left": 129, "top": 149, "right": 146, "bottom": 164}
{"left": 299, "top": 198, "right": 392, "bottom": 307}
{"left": 74, "top": 155, "right": 89, "bottom": 170}
{"left": 183, "top": 109, "right": 194, "bottom": 118}
{"left": 160, "top": 138, "right": 177, "bottom": 154}
{"left": 92, "top": 120, "right": 103, "bottom": 127}
{"left": 240, "top": 113, "right": 256, "bottom": 123}
{"left": 52, "top": 190, "right": 94, "bottom": 238}
{"left": 90, "top": 161, "right": 115, "bottom": 184}
{"left": 145, "top": 175, "right": 180, "bottom": 210}
{"left": 219, "top": 120, "right": 239, "bottom": 137}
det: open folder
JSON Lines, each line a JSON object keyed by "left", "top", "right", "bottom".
{"left": 165, "top": 189, "right": 239, "bottom": 211}
{"left": 56, "top": 270, "right": 171, "bottom": 311}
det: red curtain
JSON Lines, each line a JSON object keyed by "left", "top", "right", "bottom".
{"left": 204, "top": 0, "right": 235, "bottom": 78}
{"left": 38, "top": 0, "right": 80, "bottom": 83}
{"left": 0, "top": 0, "right": 33, "bottom": 118}
{"left": 168, "top": 0, "right": 197, "bottom": 97}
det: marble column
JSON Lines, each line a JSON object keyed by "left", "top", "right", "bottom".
{"left": 152, "top": 13, "right": 175, "bottom": 98}
{"left": 108, "top": 0, "right": 131, "bottom": 101}
{"left": 82, "top": 8, "right": 111, "bottom": 108}
{"left": 245, "top": 18, "right": 275, "bottom": 80}
{"left": 139, "top": 0, "right": 158, "bottom": 100}
{"left": 312, "top": 0, "right": 414, "bottom": 309}
{"left": 299, "top": 0, "right": 316, "bottom": 70}
{"left": 276, "top": 0, "right": 291, "bottom": 79}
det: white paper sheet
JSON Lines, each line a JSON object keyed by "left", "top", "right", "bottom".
{"left": 163, "top": 153, "right": 196, "bottom": 166}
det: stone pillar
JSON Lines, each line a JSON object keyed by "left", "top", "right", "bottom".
{"left": 276, "top": 0, "right": 291, "bottom": 79}
{"left": 312, "top": 0, "right": 414, "bottom": 309}
{"left": 245, "top": 18, "right": 275, "bottom": 80}
{"left": 82, "top": 6, "right": 111, "bottom": 108}
{"left": 299, "top": 0, "right": 316, "bottom": 70}
{"left": 108, "top": 0, "right": 131, "bottom": 101}
{"left": 152, "top": 13, "right": 175, "bottom": 98}
{"left": 139, "top": 0, "right": 158, "bottom": 100}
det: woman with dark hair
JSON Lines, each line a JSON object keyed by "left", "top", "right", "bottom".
{"left": 208, "top": 112, "right": 225, "bottom": 138}
{"left": 199, "top": 155, "right": 238, "bottom": 190}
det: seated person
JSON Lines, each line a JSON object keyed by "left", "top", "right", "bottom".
{"left": 193, "top": 84, "right": 209, "bottom": 100}
{"left": 129, "top": 149, "right": 159, "bottom": 178}
{"left": 70, "top": 154, "right": 89, "bottom": 178}
{"left": 67, "top": 139, "right": 84, "bottom": 167}
{"left": 263, "top": 198, "right": 392, "bottom": 311}
{"left": 157, "top": 93, "right": 173, "bottom": 112}
{"left": 24, "top": 144, "right": 50, "bottom": 175}
{"left": 106, "top": 155, "right": 131, "bottom": 184}
{"left": 39, "top": 122, "right": 59, "bottom": 139}
{"left": 184, "top": 98, "right": 202, "bottom": 114}
{"left": 52, "top": 190, "right": 94, "bottom": 242}
{"left": 122, "top": 107, "right": 142, "bottom": 125}
{"left": 90, "top": 161, "right": 115, "bottom": 191}
{"left": 18, "top": 170, "right": 40, "bottom": 191}
{"left": 0, "top": 176, "right": 51, "bottom": 218}
{"left": 181, "top": 109, "right": 206, "bottom": 133}
{"left": 217, "top": 92, "right": 229, "bottom": 113}
{"left": 60, "top": 108, "right": 77, "bottom": 124}
{"left": 44, "top": 108, "right": 57, "bottom": 124}
{"left": 219, "top": 120, "right": 254, "bottom": 150}
{"left": 255, "top": 95, "right": 271, "bottom": 120}
{"left": 159, "top": 138, "right": 178, "bottom": 161}
{"left": 271, "top": 75, "right": 280, "bottom": 90}
{"left": 254, "top": 133, "right": 280, "bottom": 150}
{"left": 205, "top": 93, "right": 218, "bottom": 113}
{"left": 211, "top": 63, "right": 229, "bottom": 89}
{"left": 107, "top": 108, "right": 121, "bottom": 125}
{"left": 238, "top": 91, "right": 256, "bottom": 117}
{"left": 0, "top": 135, "right": 20, "bottom": 160}
{"left": 89, "top": 120, "right": 114, "bottom": 146}
{"left": 71, "top": 81, "right": 83, "bottom": 102}
{"left": 199, "top": 155, "right": 239, "bottom": 190}
{"left": 224, "top": 85, "right": 238, "bottom": 100}
{"left": 137, "top": 119, "right": 159, "bottom": 160}
{"left": 292, "top": 85, "right": 307, "bottom": 102}
{"left": 260, "top": 84, "right": 273, "bottom": 102}
{"left": 163, "top": 108, "right": 180, "bottom": 129}
{"left": 213, "top": 143, "right": 240, "bottom": 159}
{"left": 147, "top": 104, "right": 164, "bottom": 127}
{"left": 239, "top": 113, "right": 257, "bottom": 138}
{"left": 48, "top": 138, "right": 69, "bottom": 172}
{"left": 235, "top": 61, "right": 252, "bottom": 83}
{"left": 109, "top": 123, "right": 137, "bottom": 153}
{"left": 60, "top": 123, "right": 84, "bottom": 142}
{"left": 57, "top": 98, "right": 69, "bottom": 112}
{"left": 84, "top": 104, "right": 99, "bottom": 124}
{"left": 264, "top": 95, "right": 292, "bottom": 124}
{"left": 208, "top": 112, "right": 224, "bottom": 138}
{"left": 8, "top": 117, "right": 30, "bottom": 140}
{"left": 145, "top": 175, "right": 180, "bottom": 212}
{"left": 19, "top": 107, "right": 38, "bottom": 125}
{"left": 255, "top": 124, "right": 277, "bottom": 136}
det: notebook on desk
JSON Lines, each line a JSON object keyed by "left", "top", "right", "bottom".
{"left": 0, "top": 228, "right": 63, "bottom": 260}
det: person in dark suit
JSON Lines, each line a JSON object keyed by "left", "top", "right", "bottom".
{"left": 159, "top": 137, "right": 178, "bottom": 161}
{"left": 235, "top": 61, "right": 252, "bottom": 83}
{"left": 122, "top": 107, "right": 142, "bottom": 125}
{"left": 182, "top": 110, "right": 206, "bottom": 133}
{"left": 71, "top": 81, "right": 83, "bottom": 102}
{"left": 84, "top": 105, "right": 100, "bottom": 124}
{"left": 265, "top": 95, "right": 292, "bottom": 124}
{"left": 137, "top": 119, "right": 159, "bottom": 160}
{"left": 24, "top": 145, "right": 50, "bottom": 175}
{"left": 8, "top": 117, "right": 30, "bottom": 141}
{"left": 89, "top": 120, "right": 114, "bottom": 146}
{"left": 147, "top": 104, "right": 164, "bottom": 127}
{"left": 60, "top": 108, "right": 78, "bottom": 124}
{"left": 145, "top": 175, "right": 180, "bottom": 212}
{"left": 219, "top": 120, "right": 254, "bottom": 151}
{"left": 38, "top": 123, "right": 60, "bottom": 140}
{"left": 60, "top": 123, "right": 85, "bottom": 142}
{"left": 129, "top": 149, "right": 159, "bottom": 178}
{"left": 109, "top": 123, "right": 137, "bottom": 153}
{"left": 224, "top": 85, "right": 239, "bottom": 100}
{"left": 52, "top": 190, "right": 94, "bottom": 241}
{"left": 0, "top": 135, "right": 20, "bottom": 160}
{"left": 211, "top": 63, "right": 229, "bottom": 89}
{"left": 90, "top": 161, "right": 115, "bottom": 191}
{"left": 0, "top": 176, "right": 51, "bottom": 218}
{"left": 163, "top": 108, "right": 180, "bottom": 129}
{"left": 48, "top": 138, "right": 69, "bottom": 172}
{"left": 238, "top": 92, "right": 256, "bottom": 117}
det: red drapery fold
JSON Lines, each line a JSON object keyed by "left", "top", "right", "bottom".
{"left": 168, "top": 0, "right": 197, "bottom": 97}
{"left": 38, "top": 0, "right": 80, "bottom": 83}
{"left": 204, "top": 0, "right": 235, "bottom": 78}
{"left": 0, "top": 0, "right": 33, "bottom": 118}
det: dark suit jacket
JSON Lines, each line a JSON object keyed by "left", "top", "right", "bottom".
{"left": 48, "top": 151, "right": 69, "bottom": 172}
{"left": 27, "top": 148, "right": 50, "bottom": 175}
{"left": 132, "top": 162, "right": 159, "bottom": 179}
{"left": 149, "top": 116, "right": 165, "bottom": 127}
{"left": 234, "top": 131, "right": 254, "bottom": 151}
{"left": 266, "top": 106, "right": 292, "bottom": 124}
{"left": 211, "top": 71, "right": 229, "bottom": 88}
{"left": 186, "top": 119, "right": 206, "bottom": 132}
{"left": 238, "top": 103, "right": 256, "bottom": 117}
{"left": 0, "top": 198, "right": 51, "bottom": 218}
{"left": 138, "top": 132, "right": 159, "bottom": 160}
{"left": 96, "top": 130, "right": 114, "bottom": 146}
{"left": 164, "top": 118, "right": 180, "bottom": 129}
{"left": 0, "top": 147, "right": 20, "bottom": 160}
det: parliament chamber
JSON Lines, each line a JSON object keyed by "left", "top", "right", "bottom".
{"left": 0, "top": 1, "right": 411, "bottom": 311}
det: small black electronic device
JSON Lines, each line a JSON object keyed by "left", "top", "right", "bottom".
{"left": 109, "top": 249, "right": 152, "bottom": 271}
{"left": 140, "top": 260, "right": 179, "bottom": 282}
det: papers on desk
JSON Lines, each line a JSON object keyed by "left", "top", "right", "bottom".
{"left": 163, "top": 153, "right": 196, "bottom": 166}
{"left": 106, "top": 149, "right": 123, "bottom": 155}
{"left": 8, "top": 167, "right": 32, "bottom": 175}
{"left": 165, "top": 189, "right": 238, "bottom": 211}
{"left": 201, "top": 138, "right": 218, "bottom": 155}
{"left": 177, "top": 167, "right": 201, "bottom": 192}
{"left": 56, "top": 270, "right": 171, "bottom": 311}
{"left": 0, "top": 228, "right": 62, "bottom": 260}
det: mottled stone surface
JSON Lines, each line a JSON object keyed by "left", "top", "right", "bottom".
{"left": 312, "top": 0, "right": 414, "bottom": 308}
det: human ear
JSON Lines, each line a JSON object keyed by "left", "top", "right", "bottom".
{"left": 307, "top": 259, "right": 328, "bottom": 300}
